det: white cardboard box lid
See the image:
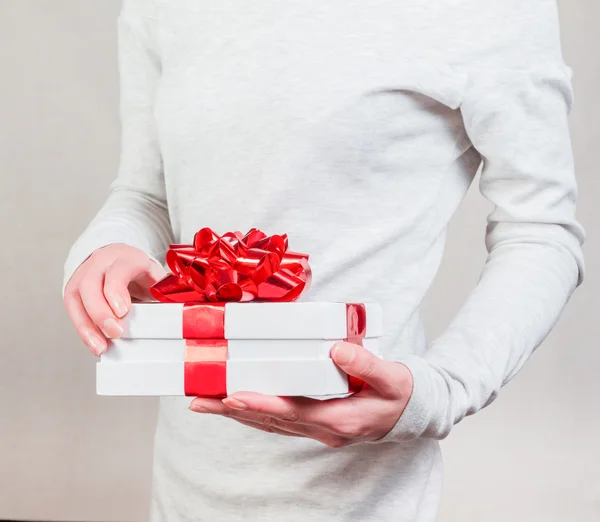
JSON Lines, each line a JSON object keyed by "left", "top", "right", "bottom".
{"left": 120, "top": 301, "right": 382, "bottom": 339}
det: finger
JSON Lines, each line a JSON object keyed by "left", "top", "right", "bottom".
{"left": 79, "top": 269, "right": 124, "bottom": 338}
{"left": 192, "top": 398, "right": 311, "bottom": 432}
{"left": 64, "top": 289, "right": 107, "bottom": 356}
{"left": 191, "top": 396, "right": 362, "bottom": 445}
{"left": 197, "top": 404, "right": 349, "bottom": 448}
{"left": 231, "top": 418, "right": 348, "bottom": 448}
{"left": 190, "top": 397, "right": 332, "bottom": 438}
{"left": 128, "top": 258, "right": 168, "bottom": 301}
{"left": 231, "top": 418, "right": 307, "bottom": 438}
{"left": 188, "top": 398, "right": 227, "bottom": 414}
{"left": 215, "top": 393, "right": 351, "bottom": 434}
{"left": 104, "top": 257, "right": 166, "bottom": 317}
{"left": 331, "top": 342, "right": 405, "bottom": 399}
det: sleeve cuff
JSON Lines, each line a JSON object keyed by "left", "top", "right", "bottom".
{"left": 367, "top": 355, "right": 440, "bottom": 444}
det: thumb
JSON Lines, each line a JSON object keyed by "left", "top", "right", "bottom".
{"left": 135, "top": 257, "right": 168, "bottom": 286}
{"left": 104, "top": 256, "right": 167, "bottom": 316}
{"left": 128, "top": 257, "right": 168, "bottom": 301}
{"left": 331, "top": 342, "right": 406, "bottom": 399}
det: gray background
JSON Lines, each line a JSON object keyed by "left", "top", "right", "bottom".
{"left": 0, "top": 1, "right": 597, "bottom": 521}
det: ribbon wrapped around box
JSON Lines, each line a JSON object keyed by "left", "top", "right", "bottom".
{"left": 96, "top": 228, "right": 383, "bottom": 398}
{"left": 117, "top": 302, "right": 382, "bottom": 340}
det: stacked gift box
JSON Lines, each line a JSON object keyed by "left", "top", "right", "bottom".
{"left": 97, "top": 301, "right": 382, "bottom": 397}
{"left": 96, "top": 227, "right": 382, "bottom": 398}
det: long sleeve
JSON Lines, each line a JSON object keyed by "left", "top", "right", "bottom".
{"left": 63, "top": 0, "right": 172, "bottom": 288}
{"left": 382, "top": 3, "right": 585, "bottom": 441}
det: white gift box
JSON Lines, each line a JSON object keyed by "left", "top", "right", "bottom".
{"left": 97, "top": 338, "right": 379, "bottom": 397}
{"left": 118, "top": 302, "right": 382, "bottom": 339}
{"left": 98, "top": 301, "right": 383, "bottom": 397}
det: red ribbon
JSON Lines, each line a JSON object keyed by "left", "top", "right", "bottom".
{"left": 182, "top": 303, "right": 226, "bottom": 339}
{"left": 345, "top": 304, "right": 367, "bottom": 393}
{"left": 184, "top": 340, "right": 228, "bottom": 397}
{"left": 150, "top": 228, "right": 311, "bottom": 303}
{"left": 182, "top": 304, "right": 369, "bottom": 397}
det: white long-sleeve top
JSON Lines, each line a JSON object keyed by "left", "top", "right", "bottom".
{"left": 64, "top": 1, "right": 585, "bottom": 520}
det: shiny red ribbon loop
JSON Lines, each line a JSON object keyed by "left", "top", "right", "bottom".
{"left": 150, "top": 228, "right": 312, "bottom": 303}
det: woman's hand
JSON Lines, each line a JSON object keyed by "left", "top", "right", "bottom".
{"left": 64, "top": 244, "right": 166, "bottom": 356}
{"left": 190, "top": 342, "right": 414, "bottom": 447}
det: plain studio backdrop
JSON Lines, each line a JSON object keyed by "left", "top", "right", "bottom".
{"left": 0, "top": 2, "right": 598, "bottom": 521}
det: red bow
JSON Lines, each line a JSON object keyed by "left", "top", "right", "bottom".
{"left": 150, "top": 228, "right": 311, "bottom": 303}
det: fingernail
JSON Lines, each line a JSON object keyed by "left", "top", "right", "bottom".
{"left": 103, "top": 317, "right": 124, "bottom": 338}
{"left": 85, "top": 331, "right": 106, "bottom": 356}
{"left": 222, "top": 398, "right": 247, "bottom": 410}
{"left": 109, "top": 294, "right": 128, "bottom": 318}
{"left": 333, "top": 344, "right": 355, "bottom": 365}
{"left": 189, "top": 403, "right": 212, "bottom": 413}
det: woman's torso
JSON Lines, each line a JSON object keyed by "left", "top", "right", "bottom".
{"left": 150, "top": 2, "right": 481, "bottom": 520}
